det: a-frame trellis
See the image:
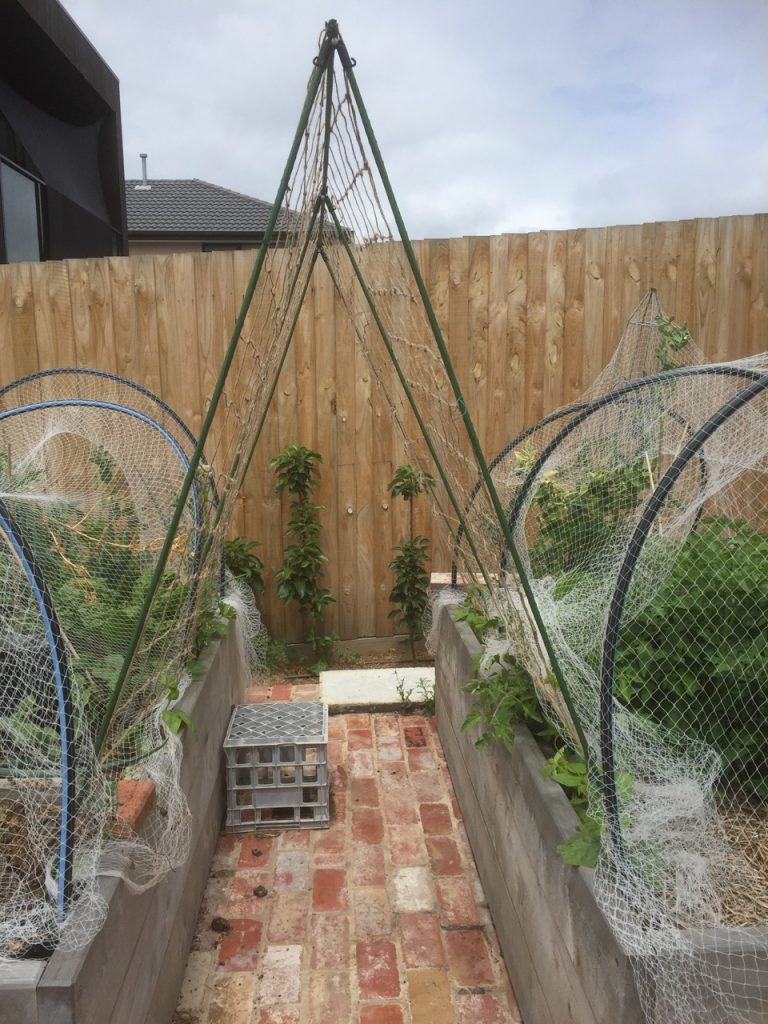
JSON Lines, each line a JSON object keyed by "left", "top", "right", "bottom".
{"left": 99, "top": 18, "right": 584, "bottom": 761}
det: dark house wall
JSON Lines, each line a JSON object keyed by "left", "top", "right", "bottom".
{"left": 0, "top": 0, "right": 128, "bottom": 263}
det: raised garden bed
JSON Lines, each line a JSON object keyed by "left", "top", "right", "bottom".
{"left": 435, "top": 596, "right": 768, "bottom": 1024}
{"left": 0, "top": 618, "right": 247, "bottom": 1024}
{"left": 434, "top": 596, "right": 643, "bottom": 1024}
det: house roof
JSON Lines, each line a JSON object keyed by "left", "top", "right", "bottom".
{"left": 123, "top": 178, "right": 286, "bottom": 236}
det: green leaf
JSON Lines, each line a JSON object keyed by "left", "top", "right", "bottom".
{"left": 162, "top": 708, "right": 196, "bottom": 735}
{"left": 461, "top": 710, "right": 482, "bottom": 731}
{"left": 557, "top": 817, "right": 601, "bottom": 868}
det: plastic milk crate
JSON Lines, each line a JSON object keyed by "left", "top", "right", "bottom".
{"left": 223, "top": 702, "right": 330, "bottom": 831}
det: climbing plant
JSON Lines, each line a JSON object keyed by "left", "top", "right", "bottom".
{"left": 271, "top": 443, "right": 335, "bottom": 668}
{"left": 388, "top": 464, "right": 434, "bottom": 660}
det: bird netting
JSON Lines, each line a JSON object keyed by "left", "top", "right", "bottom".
{"left": 447, "top": 287, "right": 707, "bottom": 587}
{"left": 450, "top": 340, "right": 768, "bottom": 1023}
{"left": 0, "top": 369, "right": 256, "bottom": 956}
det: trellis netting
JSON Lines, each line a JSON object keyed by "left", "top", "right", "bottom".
{"left": 0, "top": 20, "right": 517, "bottom": 958}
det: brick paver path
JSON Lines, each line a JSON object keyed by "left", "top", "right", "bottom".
{"left": 174, "top": 682, "right": 522, "bottom": 1024}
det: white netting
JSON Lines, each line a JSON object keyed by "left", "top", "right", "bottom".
{"left": 444, "top": 288, "right": 706, "bottom": 590}
{"left": 483, "top": 351, "right": 768, "bottom": 1023}
{"left": 0, "top": 371, "right": 254, "bottom": 957}
{"left": 222, "top": 574, "right": 270, "bottom": 678}
{"left": 427, "top": 284, "right": 768, "bottom": 1020}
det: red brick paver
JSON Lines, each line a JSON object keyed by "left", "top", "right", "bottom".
{"left": 309, "top": 912, "right": 349, "bottom": 969}
{"left": 360, "top": 1005, "right": 404, "bottom": 1024}
{"left": 444, "top": 928, "right": 496, "bottom": 986}
{"left": 353, "top": 886, "right": 392, "bottom": 939}
{"left": 356, "top": 938, "right": 400, "bottom": 998}
{"left": 308, "top": 970, "right": 351, "bottom": 1020}
{"left": 348, "top": 728, "right": 373, "bottom": 750}
{"left": 217, "top": 919, "right": 262, "bottom": 972}
{"left": 400, "top": 912, "right": 446, "bottom": 968}
{"left": 256, "top": 1008, "right": 301, "bottom": 1024}
{"left": 174, "top": 692, "right": 521, "bottom": 1024}
{"left": 426, "top": 835, "right": 464, "bottom": 876}
{"left": 312, "top": 867, "right": 348, "bottom": 911}
{"left": 350, "top": 777, "right": 379, "bottom": 807}
{"left": 266, "top": 893, "right": 309, "bottom": 944}
{"left": 238, "top": 836, "right": 274, "bottom": 868}
{"left": 352, "top": 807, "right": 385, "bottom": 844}
{"left": 435, "top": 875, "right": 483, "bottom": 927}
{"left": 420, "top": 801, "right": 453, "bottom": 835}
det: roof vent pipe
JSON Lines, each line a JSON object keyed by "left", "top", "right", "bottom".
{"left": 135, "top": 153, "right": 151, "bottom": 190}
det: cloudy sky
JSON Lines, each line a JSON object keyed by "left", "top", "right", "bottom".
{"left": 60, "top": 0, "right": 768, "bottom": 239}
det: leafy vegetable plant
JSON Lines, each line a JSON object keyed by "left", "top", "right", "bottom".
{"left": 542, "top": 748, "right": 601, "bottom": 868}
{"left": 654, "top": 314, "right": 692, "bottom": 371}
{"left": 0, "top": 447, "right": 228, "bottom": 761}
{"left": 455, "top": 588, "right": 553, "bottom": 750}
{"left": 615, "top": 516, "right": 768, "bottom": 799}
{"left": 519, "top": 447, "right": 650, "bottom": 577}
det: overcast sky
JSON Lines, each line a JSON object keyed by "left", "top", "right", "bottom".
{"left": 60, "top": 0, "right": 768, "bottom": 239}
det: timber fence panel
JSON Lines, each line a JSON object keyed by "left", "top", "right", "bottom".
{"left": 0, "top": 213, "right": 765, "bottom": 640}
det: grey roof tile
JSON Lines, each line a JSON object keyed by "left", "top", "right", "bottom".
{"left": 124, "top": 178, "right": 289, "bottom": 235}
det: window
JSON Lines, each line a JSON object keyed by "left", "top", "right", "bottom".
{"left": 0, "top": 159, "right": 43, "bottom": 263}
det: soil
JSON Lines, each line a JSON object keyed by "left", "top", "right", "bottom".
{"left": 264, "top": 647, "right": 435, "bottom": 688}
{"left": 0, "top": 797, "right": 49, "bottom": 958}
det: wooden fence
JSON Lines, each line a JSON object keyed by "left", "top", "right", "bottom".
{"left": 0, "top": 213, "right": 765, "bottom": 640}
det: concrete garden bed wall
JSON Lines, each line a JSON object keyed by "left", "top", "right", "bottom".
{"left": 0, "top": 620, "right": 247, "bottom": 1024}
{"left": 434, "top": 597, "right": 644, "bottom": 1024}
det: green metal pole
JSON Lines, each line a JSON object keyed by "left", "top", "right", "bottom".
{"left": 337, "top": 43, "right": 587, "bottom": 754}
{"left": 319, "top": 43, "right": 335, "bottom": 200}
{"left": 218, "top": 199, "right": 324, "bottom": 510}
{"left": 239, "top": 246, "right": 320, "bottom": 493}
{"left": 94, "top": 48, "right": 330, "bottom": 757}
{"left": 324, "top": 200, "right": 494, "bottom": 595}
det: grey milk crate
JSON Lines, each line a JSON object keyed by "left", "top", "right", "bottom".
{"left": 223, "top": 702, "right": 329, "bottom": 831}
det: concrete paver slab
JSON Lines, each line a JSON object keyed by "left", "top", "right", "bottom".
{"left": 320, "top": 667, "right": 435, "bottom": 710}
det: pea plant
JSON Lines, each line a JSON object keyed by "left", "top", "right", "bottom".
{"left": 654, "top": 314, "right": 692, "bottom": 371}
